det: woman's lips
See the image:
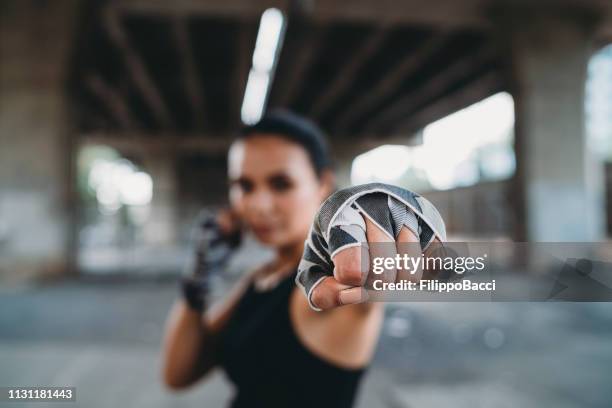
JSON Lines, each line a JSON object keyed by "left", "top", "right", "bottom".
{"left": 252, "top": 225, "right": 276, "bottom": 235}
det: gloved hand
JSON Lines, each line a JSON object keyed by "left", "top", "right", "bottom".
{"left": 296, "top": 182, "right": 446, "bottom": 311}
{"left": 181, "top": 209, "right": 242, "bottom": 312}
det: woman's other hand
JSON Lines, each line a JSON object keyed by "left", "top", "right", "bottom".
{"left": 181, "top": 208, "right": 242, "bottom": 312}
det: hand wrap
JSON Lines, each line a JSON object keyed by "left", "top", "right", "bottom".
{"left": 181, "top": 211, "right": 241, "bottom": 312}
{"left": 296, "top": 183, "right": 446, "bottom": 311}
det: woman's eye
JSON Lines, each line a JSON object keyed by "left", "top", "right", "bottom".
{"left": 269, "top": 176, "right": 292, "bottom": 192}
{"left": 238, "top": 179, "right": 254, "bottom": 193}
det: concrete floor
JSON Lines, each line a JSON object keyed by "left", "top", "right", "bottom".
{"left": 1, "top": 280, "right": 611, "bottom": 408}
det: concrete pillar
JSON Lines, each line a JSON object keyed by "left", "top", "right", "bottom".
{"left": 0, "top": 1, "right": 78, "bottom": 282}
{"left": 141, "top": 153, "right": 178, "bottom": 246}
{"left": 333, "top": 158, "right": 354, "bottom": 189}
{"left": 330, "top": 143, "right": 362, "bottom": 189}
{"left": 498, "top": 9, "right": 604, "bottom": 241}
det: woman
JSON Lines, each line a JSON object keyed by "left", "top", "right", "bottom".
{"left": 161, "top": 110, "right": 445, "bottom": 407}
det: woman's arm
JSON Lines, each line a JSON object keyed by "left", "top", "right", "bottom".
{"left": 292, "top": 184, "right": 447, "bottom": 368}
{"left": 290, "top": 216, "right": 418, "bottom": 369}
{"left": 162, "top": 209, "right": 246, "bottom": 389}
{"left": 161, "top": 272, "right": 252, "bottom": 390}
{"left": 291, "top": 289, "right": 384, "bottom": 370}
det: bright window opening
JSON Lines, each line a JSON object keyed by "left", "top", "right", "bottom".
{"left": 586, "top": 43, "right": 612, "bottom": 160}
{"left": 351, "top": 92, "right": 516, "bottom": 191}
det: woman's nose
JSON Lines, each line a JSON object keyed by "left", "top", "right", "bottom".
{"left": 246, "top": 189, "right": 275, "bottom": 216}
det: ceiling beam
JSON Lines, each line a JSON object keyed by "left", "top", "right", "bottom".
{"left": 103, "top": 7, "right": 174, "bottom": 129}
{"left": 309, "top": 0, "right": 487, "bottom": 27}
{"left": 80, "top": 132, "right": 232, "bottom": 154}
{"left": 232, "top": 19, "right": 256, "bottom": 126}
{"left": 275, "top": 24, "right": 327, "bottom": 108}
{"left": 391, "top": 70, "right": 504, "bottom": 134}
{"left": 112, "top": 0, "right": 612, "bottom": 41}
{"left": 85, "top": 74, "right": 138, "bottom": 130}
{"left": 172, "top": 16, "right": 207, "bottom": 131}
{"left": 308, "top": 24, "right": 392, "bottom": 119}
{"left": 114, "top": 0, "right": 486, "bottom": 28}
{"left": 332, "top": 33, "right": 451, "bottom": 133}
{"left": 78, "top": 105, "right": 115, "bottom": 131}
{"left": 115, "top": 0, "right": 288, "bottom": 19}
{"left": 362, "top": 42, "right": 498, "bottom": 133}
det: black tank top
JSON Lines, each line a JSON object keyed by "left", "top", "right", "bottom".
{"left": 218, "top": 269, "right": 365, "bottom": 408}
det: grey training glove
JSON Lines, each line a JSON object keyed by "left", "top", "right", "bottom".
{"left": 181, "top": 210, "right": 241, "bottom": 312}
{"left": 296, "top": 182, "right": 446, "bottom": 311}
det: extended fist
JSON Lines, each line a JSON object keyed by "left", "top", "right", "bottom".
{"left": 296, "top": 183, "right": 446, "bottom": 311}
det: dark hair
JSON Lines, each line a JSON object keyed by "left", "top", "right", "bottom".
{"left": 239, "top": 109, "right": 332, "bottom": 178}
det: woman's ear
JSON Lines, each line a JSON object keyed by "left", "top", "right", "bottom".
{"left": 318, "top": 169, "right": 336, "bottom": 199}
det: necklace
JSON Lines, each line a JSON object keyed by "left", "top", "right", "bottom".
{"left": 252, "top": 262, "right": 296, "bottom": 292}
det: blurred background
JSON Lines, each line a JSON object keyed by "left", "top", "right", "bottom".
{"left": 1, "top": 0, "right": 612, "bottom": 407}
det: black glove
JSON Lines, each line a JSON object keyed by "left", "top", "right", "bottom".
{"left": 181, "top": 210, "right": 242, "bottom": 312}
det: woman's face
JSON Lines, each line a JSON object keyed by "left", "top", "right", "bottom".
{"left": 228, "top": 134, "right": 332, "bottom": 248}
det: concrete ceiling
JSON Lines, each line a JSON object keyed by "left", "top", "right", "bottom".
{"left": 70, "top": 0, "right": 610, "bottom": 141}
